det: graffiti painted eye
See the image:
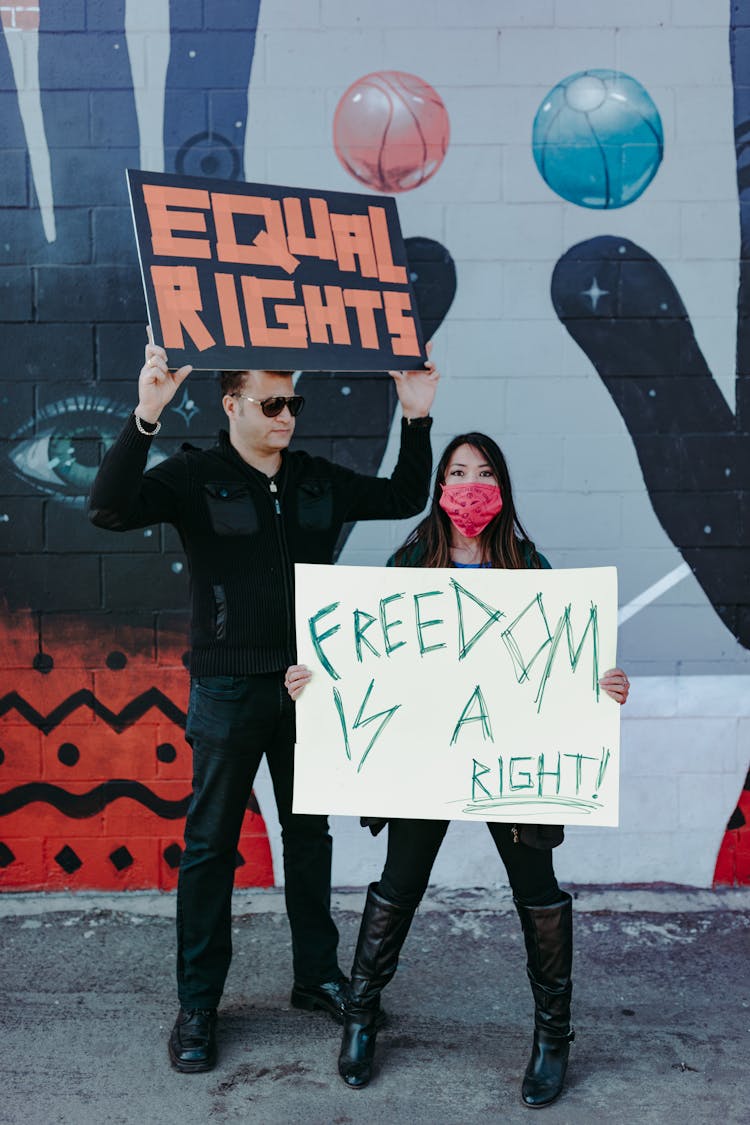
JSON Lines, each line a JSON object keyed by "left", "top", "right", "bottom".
{"left": 7, "top": 395, "right": 165, "bottom": 506}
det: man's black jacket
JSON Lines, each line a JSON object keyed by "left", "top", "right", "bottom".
{"left": 89, "top": 414, "right": 432, "bottom": 677}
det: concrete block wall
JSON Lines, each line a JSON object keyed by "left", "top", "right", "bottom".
{"left": 0, "top": 0, "right": 748, "bottom": 890}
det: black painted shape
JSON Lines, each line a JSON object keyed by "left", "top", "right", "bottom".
{"left": 57, "top": 742, "right": 80, "bottom": 767}
{"left": 551, "top": 235, "right": 750, "bottom": 650}
{"left": 0, "top": 748, "right": 4, "bottom": 766}
{"left": 404, "top": 236, "right": 458, "bottom": 343}
{"left": 727, "top": 766, "right": 750, "bottom": 829}
{"left": 105, "top": 650, "right": 128, "bottom": 670}
{"left": 33, "top": 653, "right": 54, "bottom": 674}
{"left": 732, "top": 6, "right": 750, "bottom": 426}
{"left": 234, "top": 850, "right": 245, "bottom": 868}
{"left": 294, "top": 237, "right": 456, "bottom": 559}
{"left": 54, "top": 845, "right": 82, "bottom": 874}
{"left": 246, "top": 791, "right": 260, "bottom": 815}
{"left": 109, "top": 845, "right": 134, "bottom": 871}
{"left": 0, "top": 687, "right": 187, "bottom": 734}
{"left": 175, "top": 130, "right": 241, "bottom": 180}
{"left": 727, "top": 806, "right": 747, "bottom": 830}
{"left": 163, "top": 843, "right": 183, "bottom": 869}
{"left": 0, "top": 781, "right": 191, "bottom": 820}
{"left": 156, "top": 742, "right": 177, "bottom": 763}
{"left": 0, "top": 842, "right": 14, "bottom": 867}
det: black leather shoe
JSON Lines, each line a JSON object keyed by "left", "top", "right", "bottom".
{"left": 290, "top": 978, "right": 350, "bottom": 1023}
{"left": 168, "top": 1007, "right": 218, "bottom": 1073}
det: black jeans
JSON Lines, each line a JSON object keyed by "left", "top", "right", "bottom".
{"left": 378, "top": 819, "right": 561, "bottom": 910}
{"left": 177, "top": 672, "right": 341, "bottom": 1009}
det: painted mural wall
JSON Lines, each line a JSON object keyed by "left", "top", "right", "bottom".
{"left": 0, "top": 0, "right": 748, "bottom": 892}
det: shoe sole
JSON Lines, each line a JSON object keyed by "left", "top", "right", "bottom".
{"left": 520, "top": 1091, "right": 564, "bottom": 1109}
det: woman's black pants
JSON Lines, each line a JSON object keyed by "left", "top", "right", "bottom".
{"left": 378, "top": 818, "right": 561, "bottom": 909}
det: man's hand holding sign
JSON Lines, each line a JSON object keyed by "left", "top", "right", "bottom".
{"left": 135, "top": 325, "right": 192, "bottom": 429}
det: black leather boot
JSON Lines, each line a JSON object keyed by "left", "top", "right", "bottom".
{"left": 514, "top": 892, "right": 574, "bottom": 1108}
{"left": 338, "top": 883, "right": 415, "bottom": 1090}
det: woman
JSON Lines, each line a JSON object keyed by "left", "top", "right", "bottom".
{"left": 286, "top": 432, "right": 629, "bottom": 1107}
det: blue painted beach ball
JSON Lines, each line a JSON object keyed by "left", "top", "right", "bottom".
{"left": 532, "top": 70, "right": 663, "bottom": 208}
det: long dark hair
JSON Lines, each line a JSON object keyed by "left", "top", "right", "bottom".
{"left": 392, "top": 432, "right": 542, "bottom": 569}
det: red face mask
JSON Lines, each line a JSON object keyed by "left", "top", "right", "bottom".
{"left": 438, "top": 482, "right": 503, "bottom": 538}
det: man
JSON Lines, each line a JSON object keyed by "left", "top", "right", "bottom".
{"left": 89, "top": 328, "right": 439, "bottom": 1072}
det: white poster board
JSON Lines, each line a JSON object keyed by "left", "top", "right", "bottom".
{"left": 293, "top": 564, "right": 620, "bottom": 827}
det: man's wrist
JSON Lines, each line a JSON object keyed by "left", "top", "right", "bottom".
{"left": 135, "top": 402, "right": 162, "bottom": 423}
{"left": 134, "top": 408, "right": 162, "bottom": 435}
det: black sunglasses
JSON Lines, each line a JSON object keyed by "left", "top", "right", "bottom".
{"left": 232, "top": 393, "right": 305, "bottom": 418}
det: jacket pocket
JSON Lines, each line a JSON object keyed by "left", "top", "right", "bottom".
{"left": 203, "top": 481, "right": 258, "bottom": 536}
{"left": 192, "top": 675, "right": 248, "bottom": 700}
{"left": 297, "top": 477, "right": 334, "bottom": 530}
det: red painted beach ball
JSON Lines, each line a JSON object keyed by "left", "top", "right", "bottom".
{"left": 333, "top": 70, "right": 450, "bottom": 193}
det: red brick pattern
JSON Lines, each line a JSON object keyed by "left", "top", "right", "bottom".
{"left": 0, "top": 613, "right": 274, "bottom": 890}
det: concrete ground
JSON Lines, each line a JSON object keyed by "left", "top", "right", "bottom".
{"left": 1, "top": 886, "right": 749, "bottom": 1125}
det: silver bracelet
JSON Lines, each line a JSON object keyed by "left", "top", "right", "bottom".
{"left": 134, "top": 412, "right": 162, "bottom": 436}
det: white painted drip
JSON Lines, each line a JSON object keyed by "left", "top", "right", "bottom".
{"left": 125, "top": 0, "right": 170, "bottom": 172}
{"left": 3, "top": 24, "right": 56, "bottom": 241}
{"left": 617, "top": 561, "right": 692, "bottom": 625}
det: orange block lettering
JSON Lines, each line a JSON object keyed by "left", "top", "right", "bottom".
{"left": 143, "top": 185, "right": 211, "bottom": 259}
{"left": 151, "top": 265, "right": 215, "bottom": 351}
{"left": 215, "top": 273, "right": 245, "bottom": 348}
{"left": 368, "top": 206, "right": 408, "bottom": 285}
{"left": 330, "top": 213, "right": 379, "bottom": 278}
{"left": 383, "top": 291, "right": 419, "bottom": 356}
{"left": 284, "top": 197, "right": 336, "bottom": 260}
{"left": 343, "top": 288, "right": 382, "bottom": 350}
{"left": 302, "top": 284, "right": 351, "bottom": 345}
{"left": 213, "top": 193, "right": 299, "bottom": 273}
{"left": 241, "top": 276, "right": 308, "bottom": 349}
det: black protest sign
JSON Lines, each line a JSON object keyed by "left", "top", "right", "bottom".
{"left": 127, "top": 169, "right": 427, "bottom": 371}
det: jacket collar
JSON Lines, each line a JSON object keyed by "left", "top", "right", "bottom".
{"left": 217, "top": 429, "right": 288, "bottom": 488}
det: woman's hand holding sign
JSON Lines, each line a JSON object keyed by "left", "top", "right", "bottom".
{"left": 598, "top": 668, "right": 630, "bottom": 705}
{"left": 390, "top": 340, "right": 439, "bottom": 420}
{"left": 285, "top": 664, "right": 312, "bottom": 701}
{"left": 136, "top": 325, "right": 193, "bottom": 425}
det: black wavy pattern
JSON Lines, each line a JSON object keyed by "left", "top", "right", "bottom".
{"left": 0, "top": 688, "right": 187, "bottom": 734}
{"left": 0, "top": 780, "right": 190, "bottom": 819}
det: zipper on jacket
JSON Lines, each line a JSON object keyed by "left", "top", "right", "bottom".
{"left": 268, "top": 474, "right": 295, "bottom": 649}
{"left": 269, "top": 478, "right": 281, "bottom": 515}
{"left": 511, "top": 825, "right": 519, "bottom": 845}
